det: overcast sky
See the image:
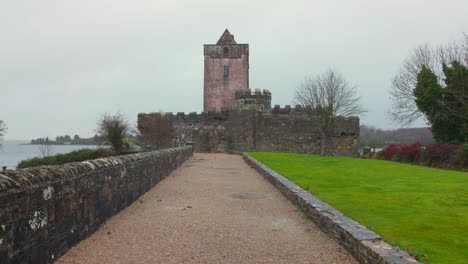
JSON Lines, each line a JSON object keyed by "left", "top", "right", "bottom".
{"left": 1, "top": 0, "right": 467, "bottom": 140}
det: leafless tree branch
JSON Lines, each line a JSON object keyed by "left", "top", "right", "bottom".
{"left": 390, "top": 35, "right": 468, "bottom": 124}
{"left": 137, "top": 112, "right": 174, "bottom": 150}
{"left": 38, "top": 138, "right": 53, "bottom": 158}
{"left": 0, "top": 120, "right": 6, "bottom": 148}
{"left": 294, "top": 68, "right": 366, "bottom": 155}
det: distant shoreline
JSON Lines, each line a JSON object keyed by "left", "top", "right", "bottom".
{"left": 25, "top": 143, "right": 98, "bottom": 146}
{"left": 1, "top": 141, "right": 100, "bottom": 146}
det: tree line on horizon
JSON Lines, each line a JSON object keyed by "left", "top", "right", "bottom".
{"left": 30, "top": 134, "right": 98, "bottom": 145}
{"left": 359, "top": 125, "right": 434, "bottom": 150}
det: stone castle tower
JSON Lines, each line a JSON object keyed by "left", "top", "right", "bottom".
{"left": 203, "top": 29, "right": 249, "bottom": 112}
{"left": 138, "top": 30, "right": 359, "bottom": 156}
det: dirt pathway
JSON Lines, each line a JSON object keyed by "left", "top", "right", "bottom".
{"left": 58, "top": 153, "right": 357, "bottom": 264}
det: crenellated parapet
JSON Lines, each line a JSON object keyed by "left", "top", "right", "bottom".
{"left": 235, "top": 88, "right": 272, "bottom": 110}
{"left": 139, "top": 110, "right": 234, "bottom": 122}
{"left": 270, "top": 105, "right": 303, "bottom": 115}
{"left": 262, "top": 105, "right": 360, "bottom": 137}
{"left": 235, "top": 88, "right": 271, "bottom": 98}
{"left": 265, "top": 105, "right": 319, "bottom": 116}
{"left": 138, "top": 105, "right": 360, "bottom": 155}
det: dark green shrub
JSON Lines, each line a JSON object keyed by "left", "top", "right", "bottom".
{"left": 17, "top": 148, "right": 114, "bottom": 169}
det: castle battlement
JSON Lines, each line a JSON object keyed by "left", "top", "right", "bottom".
{"left": 267, "top": 105, "right": 311, "bottom": 115}
{"left": 235, "top": 88, "right": 271, "bottom": 99}
{"left": 267, "top": 105, "right": 359, "bottom": 120}
{"left": 235, "top": 88, "right": 272, "bottom": 110}
{"left": 139, "top": 110, "right": 232, "bottom": 122}
{"left": 139, "top": 107, "right": 359, "bottom": 122}
{"left": 138, "top": 106, "right": 359, "bottom": 155}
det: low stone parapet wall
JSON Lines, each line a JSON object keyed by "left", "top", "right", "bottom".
{"left": 0, "top": 146, "right": 193, "bottom": 264}
{"left": 242, "top": 153, "right": 420, "bottom": 264}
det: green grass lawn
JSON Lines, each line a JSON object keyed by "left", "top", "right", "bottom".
{"left": 248, "top": 152, "right": 468, "bottom": 264}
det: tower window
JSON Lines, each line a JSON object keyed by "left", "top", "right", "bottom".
{"left": 223, "top": 47, "right": 229, "bottom": 57}
{"left": 224, "top": 66, "right": 229, "bottom": 78}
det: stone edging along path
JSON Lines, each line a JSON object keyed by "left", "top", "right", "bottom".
{"left": 242, "top": 153, "right": 420, "bottom": 264}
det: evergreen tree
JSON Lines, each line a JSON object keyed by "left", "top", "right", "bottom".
{"left": 413, "top": 66, "right": 442, "bottom": 118}
{"left": 414, "top": 62, "right": 468, "bottom": 143}
{"left": 413, "top": 66, "right": 453, "bottom": 142}
{"left": 442, "top": 61, "right": 468, "bottom": 141}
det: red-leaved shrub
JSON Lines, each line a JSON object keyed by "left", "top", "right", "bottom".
{"left": 400, "top": 142, "right": 423, "bottom": 162}
{"left": 383, "top": 142, "right": 422, "bottom": 162}
{"left": 384, "top": 144, "right": 401, "bottom": 160}
{"left": 378, "top": 142, "right": 467, "bottom": 170}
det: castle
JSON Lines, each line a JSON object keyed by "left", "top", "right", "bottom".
{"left": 138, "top": 30, "right": 359, "bottom": 155}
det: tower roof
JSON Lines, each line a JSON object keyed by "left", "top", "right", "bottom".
{"left": 216, "top": 29, "right": 237, "bottom": 45}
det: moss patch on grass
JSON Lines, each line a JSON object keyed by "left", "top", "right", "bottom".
{"left": 248, "top": 152, "right": 468, "bottom": 264}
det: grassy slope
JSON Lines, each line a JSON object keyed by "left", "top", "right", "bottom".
{"left": 248, "top": 152, "right": 468, "bottom": 264}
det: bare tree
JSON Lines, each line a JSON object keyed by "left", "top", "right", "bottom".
{"left": 0, "top": 120, "right": 6, "bottom": 148}
{"left": 390, "top": 34, "right": 468, "bottom": 124}
{"left": 137, "top": 112, "right": 174, "bottom": 150}
{"left": 359, "top": 125, "right": 385, "bottom": 151}
{"left": 38, "top": 137, "right": 53, "bottom": 158}
{"left": 97, "top": 112, "right": 130, "bottom": 154}
{"left": 436, "top": 34, "right": 468, "bottom": 67}
{"left": 295, "top": 68, "right": 366, "bottom": 155}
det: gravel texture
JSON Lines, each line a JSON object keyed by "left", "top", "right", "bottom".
{"left": 57, "top": 153, "right": 358, "bottom": 264}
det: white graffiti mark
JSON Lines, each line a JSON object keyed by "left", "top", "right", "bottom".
{"left": 43, "top": 186, "right": 54, "bottom": 200}
{"left": 29, "top": 211, "right": 47, "bottom": 231}
{"left": 120, "top": 167, "right": 127, "bottom": 178}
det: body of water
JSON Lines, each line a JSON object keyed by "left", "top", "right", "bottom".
{"left": 0, "top": 141, "right": 99, "bottom": 169}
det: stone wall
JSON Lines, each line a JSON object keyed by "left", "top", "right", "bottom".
{"left": 256, "top": 106, "right": 359, "bottom": 156}
{"left": 0, "top": 146, "right": 193, "bottom": 264}
{"left": 138, "top": 107, "right": 359, "bottom": 156}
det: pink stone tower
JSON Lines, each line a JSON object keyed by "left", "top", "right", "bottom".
{"left": 203, "top": 29, "right": 249, "bottom": 112}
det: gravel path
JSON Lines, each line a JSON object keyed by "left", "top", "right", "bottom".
{"left": 58, "top": 153, "right": 358, "bottom": 264}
